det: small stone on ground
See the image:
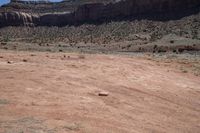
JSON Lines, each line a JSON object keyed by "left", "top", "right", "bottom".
{"left": 98, "top": 91, "right": 109, "bottom": 96}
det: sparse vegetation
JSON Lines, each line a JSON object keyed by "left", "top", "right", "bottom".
{"left": 0, "top": 99, "right": 9, "bottom": 105}
{"left": 63, "top": 123, "right": 81, "bottom": 131}
{"left": 149, "top": 53, "right": 200, "bottom": 76}
{"left": 78, "top": 54, "right": 85, "bottom": 59}
{"left": 0, "top": 12, "right": 198, "bottom": 53}
{"left": 0, "top": 12, "right": 199, "bottom": 46}
{"left": 180, "top": 67, "right": 188, "bottom": 73}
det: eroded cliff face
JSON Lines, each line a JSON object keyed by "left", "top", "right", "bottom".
{"left": 0, "top": 0, "right": 200, "bottom": 27}
{"left": 0, "top": 11, "right": 39, "bottom": 27}
{"left": 74, "top": 0, "right": 200, "bottom": 22}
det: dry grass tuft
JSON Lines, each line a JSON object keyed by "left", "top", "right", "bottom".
{"left": 78, "top": 54, "right": 85, "bottom": 59}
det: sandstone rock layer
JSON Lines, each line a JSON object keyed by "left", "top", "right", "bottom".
{"left": 0, "top": 0, "right": 200, "bottom": 27}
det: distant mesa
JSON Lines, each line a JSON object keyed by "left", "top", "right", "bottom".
{"left": 0, "top": 0, "right": 200, "bottom": 27}
{"left": 10, "top": 0, "right": 50, "bottom": 4}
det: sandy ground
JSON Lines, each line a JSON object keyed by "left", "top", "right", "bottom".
{"left": 0, "top": 50, "right": 200, "bottom": 133}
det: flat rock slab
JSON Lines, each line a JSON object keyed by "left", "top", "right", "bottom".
{"left": 0, "top": 50, "right": 200, "bottom": 133}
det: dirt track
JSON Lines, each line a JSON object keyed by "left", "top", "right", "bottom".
{"left": 0, "top": 50, "right": 200, "bottom": 133}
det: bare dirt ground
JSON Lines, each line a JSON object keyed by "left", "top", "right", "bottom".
{"left": 0, "top": 50, "right": 200, "bottom": 133}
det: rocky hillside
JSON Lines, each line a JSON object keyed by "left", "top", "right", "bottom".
{"left": 0, "top": 0, "right": 200, "bottom": 27}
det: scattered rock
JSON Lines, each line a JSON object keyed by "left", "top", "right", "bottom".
{"left": 3, "top": 47, "right": 8, "bottom": 50}
{"left": 98, "top": 91, "right": 109, "bottom": 96}
{"left": 7, "top": 61, "right": 12, "bottom": 64}
{"left": 1, "top": 42, "right": 7, "bottom": 45}
{"left": 22, "top": 59, "right": 28, "bottom": 62}
{"left": 170, "top": 40, "right": 175, "bottom": 43}
{"left": 30, "top": 54, "right": 36, "bottom": 56}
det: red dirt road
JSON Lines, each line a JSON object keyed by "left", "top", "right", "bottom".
{"left": 0, "top": 50, "right": 200, "bottom": 133}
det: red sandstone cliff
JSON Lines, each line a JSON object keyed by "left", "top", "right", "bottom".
{"left": 0, "top": 0, "right": 199, "bottom": 27}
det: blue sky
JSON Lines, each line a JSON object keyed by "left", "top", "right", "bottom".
{"left": 0, "top": 0, "right": 62, "bottom": 5}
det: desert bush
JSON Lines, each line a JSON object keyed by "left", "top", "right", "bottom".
{"left": 170, "top": 40, "right": 174, "bottom": 43}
